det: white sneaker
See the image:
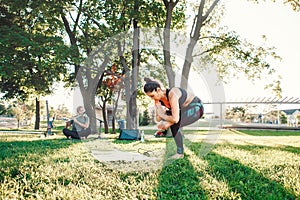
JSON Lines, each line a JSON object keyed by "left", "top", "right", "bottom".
{"left": 170, "top": 153, "right": 184, "bottom": 159}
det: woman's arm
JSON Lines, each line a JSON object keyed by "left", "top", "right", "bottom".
{"left": 156, "top": 89, "right": 180, "bottom": 124}
{"left": 154, "top": 101, "right": 163, "bottom": 122}
{"left": 156, "top": 109, "right": 162, "bottom": 122}
{"left": 73, "top": 117, "right": 90, "bottom": 129}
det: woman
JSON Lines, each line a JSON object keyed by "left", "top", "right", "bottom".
{"left": 63, "top": 106, "right": 91, "bottom": 139}
{"left": 144, "top": 78, "right": 204, "bottom": 159}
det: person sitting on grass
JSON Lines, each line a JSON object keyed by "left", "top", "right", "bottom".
{"left": 143, "top": 78, "right": 204, "bottom": 159}
{"left": 63, "top": 106, "right": 91, "bottom": 139}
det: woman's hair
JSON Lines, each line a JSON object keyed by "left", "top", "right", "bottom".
{"left": 143, "top": 77, "right": 161, "bottom": 93}
{"left": 76, "top": 106, "right": 84, "bottom": 113}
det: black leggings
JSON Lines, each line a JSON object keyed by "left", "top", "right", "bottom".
{"left": 63, "top": 128, "right": 91, "bottom": 139}
{"left": 169, "top": 97, "right": 204, "bottom": 154}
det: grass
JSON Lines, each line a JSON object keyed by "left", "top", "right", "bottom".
{"left": 237, "top": 129, "right": 300, "bottom": 136}
{"left": 0, "top": 128, "right": 299, "bottom": 199}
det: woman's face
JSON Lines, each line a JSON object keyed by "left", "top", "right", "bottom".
{"left": 77, "top": 107, "right": 85, "bottom": 116}
{"left": 146, "top": 88, "right": 161, "bottom": 101}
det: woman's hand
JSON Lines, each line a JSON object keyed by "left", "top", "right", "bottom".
{"left": 157, "top": 121, "right": 173, "bottom": 130}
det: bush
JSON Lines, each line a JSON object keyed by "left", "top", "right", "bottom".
{"left": 140, "top": 110, "right": 150, "bottom": 126}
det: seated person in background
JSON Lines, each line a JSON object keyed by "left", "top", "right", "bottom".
{"left": 63, "top": 106, "right": 91, "bottom": 139}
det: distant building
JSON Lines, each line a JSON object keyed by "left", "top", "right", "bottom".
{"left": 95, "top": 99, "right": 126, "bottom": 127}
{"left": 282, "top": 109, "right": 300, "bottom": 127}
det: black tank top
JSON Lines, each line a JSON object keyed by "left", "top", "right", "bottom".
{"left": 159, "top": 87, "right": 187, "bottom": 109}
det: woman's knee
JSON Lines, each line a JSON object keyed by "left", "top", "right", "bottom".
{"left": 62, "top": 128, "right": 68, "bottom": 135}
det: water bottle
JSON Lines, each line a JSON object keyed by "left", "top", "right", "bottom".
{"left": 141, "top": 130, "right": 145, "bottom": 142}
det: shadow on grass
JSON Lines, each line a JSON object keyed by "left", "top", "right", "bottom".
{"left": 155, "top": 157, "right": 207, "bottom": 199}
{"left": 0, "top": 137, "right": 79, "bottom": 181}
{"left": 189, "top": 142, "right": 296, "bottom": 199}
{"left": 154, "top": 136, "right": 208, "bottom": 199}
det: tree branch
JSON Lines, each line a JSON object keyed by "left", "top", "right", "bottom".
{"left": 202, "top": 0, "right": 220, "bottom": 22}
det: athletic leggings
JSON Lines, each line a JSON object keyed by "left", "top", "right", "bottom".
{"left": 169, "top": 97, "right": 204, "bottom": 154}
{"left": 63, "top": 128, "right": 91, "bottom": 139}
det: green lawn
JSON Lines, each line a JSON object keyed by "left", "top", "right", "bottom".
{"left": 0, "top": 129, "right": 299, "bottom": 199}
{"left": 238, "top": 129, "right": 300, "bottom": 136}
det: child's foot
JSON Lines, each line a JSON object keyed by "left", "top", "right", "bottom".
{"left": 170, "top": 153, "right": 184, "bottom": 159}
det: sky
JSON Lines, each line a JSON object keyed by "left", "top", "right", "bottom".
{"left": 182, "top": 0, "right": 300, "bottom": 114}
{"left": 221, "top": 0, "right": 300, "bottom": 103}
{"left": 44, "top": 0, "right": 300, "bottom": 113}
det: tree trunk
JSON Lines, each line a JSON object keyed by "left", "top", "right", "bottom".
{"left": 124, "top": 74, "right": 132, "bottom": 130}
{"left": 111, "top": 88, "right": 122, "bottom": 134}
{"left": 181, "top": 40, "right": 197, "bottom": 89}
{"left": 180, "top": 0, "right": 220, "bottom": 89}
{"left": 76, "top": 55, "right": 109, "bottom": 135}
{"left": 82, "top": 91, "right": 97, "bottom": 133}
{"left": 125, "top": 0, "right": 140, "bottom": 130}
{"left": 112, "top": 116, "right": 116, "bottom": 134}
{"left": 102, "top": 101, "right": 109, "bottom": 133}
{"left": 130, "top": 25, "right": 140, "bottom": 129}
{"left": 34, "top": 97, "right": 40, "bottom": 130}
{"left": 163, "top": 0, "right": 178, "bottom": 87}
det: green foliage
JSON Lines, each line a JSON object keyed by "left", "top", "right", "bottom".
{"left": 0, "top": 103, "right": 6, "bottom": 115}
{"left": 280, "top": 114, "right": 288, "bottom": 124}
{"left": 226, "top": 106, "right": 247, "bottom": 121}
{"left": 0, "top": 1, "right": 70, "bottom": 99}
{"left": 139, "top": 109, "right": 150, "bottom": 126}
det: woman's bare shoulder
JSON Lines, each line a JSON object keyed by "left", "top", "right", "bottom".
{"left": 169, "top": 87, "right": 182, "bottom": 99}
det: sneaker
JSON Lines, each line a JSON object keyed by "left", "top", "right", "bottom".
{"left": 154, "top": 130, "right": 167, "bottom": 137}
{"left": 154, "top": 131, "right": 163, "bottom": 137}
{"left": 170, "top": 153, "right": 184, "bottom": 159}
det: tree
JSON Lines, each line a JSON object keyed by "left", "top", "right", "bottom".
{"left": 95, "top": 63, "right": 124, "bottom": 133}
{"left": 160, "top": 0, "right": 281, "bottom": 94}
{"left": 280, "top": 113, "right": 287, "bottom": 124}
{"left": 1, "top": 0, "right": 184, "bottom": 132}
{"left": 55, "top": 0, "right": 175, "bottom": 132}
{"left": 0, "top": 0, "right": 70, "bottom": 129}
{"left": 226, "top": 106, "right": 247, "bottom": 122}
{"left": 11, "top": 101, "right": 26, "bottom": 128}
{"left": 156, "top": 0, "right": 299, "bottom": 104}
{"left": 0, "top": 102, "right": 14, "bottom": 117}
{"left": 55, "top": 104, "right": 71, "bottom": 119}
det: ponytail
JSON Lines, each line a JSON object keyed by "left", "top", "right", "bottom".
{"left": 143, "top": 77, "right": 161, "bottom": 93}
